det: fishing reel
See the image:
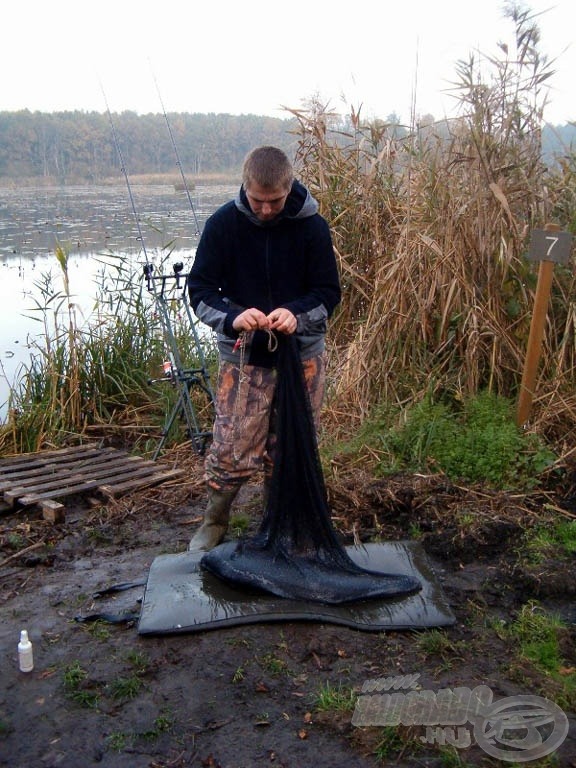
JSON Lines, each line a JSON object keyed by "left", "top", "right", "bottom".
{"left": 173, "top": 261, "right": 184, "bottom": 288}
{"left": 143, "top": 262, "right": 154, "bottom": 291}
{"left": 142, "top": 260, "right": 188, "bottom": 294}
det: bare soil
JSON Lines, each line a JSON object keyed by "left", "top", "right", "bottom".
{"left": 1, "top": 451, "right": 575, "bottom": 768}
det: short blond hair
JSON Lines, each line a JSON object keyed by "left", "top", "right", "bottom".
{"left": 242, "top": 146, "right": 293, "bottom": 191}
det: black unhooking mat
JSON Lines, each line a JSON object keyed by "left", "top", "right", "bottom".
{"left": 201, "top": 334, "right": 422, "bottom": 604}
{"left": 76, "top": 540, "right": 455, "bottom": 634}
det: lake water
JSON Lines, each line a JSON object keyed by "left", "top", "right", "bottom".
{"left": 0, "top": 183, "right": 236, "bottom": 422}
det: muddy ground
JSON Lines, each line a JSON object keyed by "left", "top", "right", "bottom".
{"left": 1, "top": 451, "right": 575, "bottom": 768}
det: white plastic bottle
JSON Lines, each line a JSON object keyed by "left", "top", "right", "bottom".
{"left": 18, "top": 629, "right": 34, "bottom": 673}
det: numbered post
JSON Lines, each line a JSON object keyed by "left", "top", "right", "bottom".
{"left": 516, "top": 223, "right": 572, "bottom": 427}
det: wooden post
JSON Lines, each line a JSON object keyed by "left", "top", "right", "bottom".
{"left": 516, "top": 223, "right": 572, "bottom": 427}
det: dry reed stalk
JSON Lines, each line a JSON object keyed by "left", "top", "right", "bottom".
{"left": 290, "top": 10, "right": 574, "bottom": 448}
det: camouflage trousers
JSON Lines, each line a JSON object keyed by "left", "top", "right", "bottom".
{"left": 205, "top": 354, "right": 326, "bottom": 492}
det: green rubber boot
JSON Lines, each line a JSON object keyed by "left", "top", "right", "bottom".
{"left": 188, "top": 486, "right": 239, "bottom": 553}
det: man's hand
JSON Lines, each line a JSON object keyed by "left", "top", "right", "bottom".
{"left": 267, "top": 308, "right": 297, "bottom": 334}
{"left": 232, "top": 308, "right": 270, "bottom": 332}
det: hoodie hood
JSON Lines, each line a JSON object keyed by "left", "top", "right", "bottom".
{"left": 235, "top": 179, "right": 319, "bottom": 227}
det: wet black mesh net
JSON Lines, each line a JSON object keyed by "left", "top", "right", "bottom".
{"left": 201, "top": 334, "right": 422, "bottom": 604}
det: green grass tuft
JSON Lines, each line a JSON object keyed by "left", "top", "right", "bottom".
{"left": 376, "top": 390, "right": 555, "bottom": 489}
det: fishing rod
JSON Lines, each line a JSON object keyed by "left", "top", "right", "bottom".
{"left": 101, "top": 84, "right": 213, "bottom": 457}
{"left": 147, "top": 65, "right": 215, "bottom": 402}
{"left": 149, "top": 62, "right": 201, "bottom": 237}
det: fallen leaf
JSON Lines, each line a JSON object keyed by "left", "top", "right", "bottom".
{"left": 311, "top": 651, "right": 323, "bottom": 669}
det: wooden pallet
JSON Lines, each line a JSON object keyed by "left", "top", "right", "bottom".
{"left": 0, "top": 444, "right": 184, "bottom": 522}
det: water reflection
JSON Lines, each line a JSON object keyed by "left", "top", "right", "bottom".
{"left": 0, "top": 183, "right": 236, "bottom": 422}
{"left": 0, "top": 183, "right": 235, "bottom": 258}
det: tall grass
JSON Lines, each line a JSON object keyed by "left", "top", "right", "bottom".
{"left": 290, "top": 5, "right": 575, "bottom": 461}
{"left": 0, "top": 246, "right": 216, "bottom": 455}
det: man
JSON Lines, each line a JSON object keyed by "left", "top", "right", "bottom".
{"left": 187, "top": 145, "right": 341, "bottom": 552}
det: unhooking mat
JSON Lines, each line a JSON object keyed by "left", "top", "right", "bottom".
{"left": 136, "top": 541, "right": 455, "bottom": 635}
{"left": 76, "top": 540, "right": 455, "bottom": 633}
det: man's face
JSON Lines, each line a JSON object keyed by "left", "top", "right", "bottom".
{"left": 244, "top": 182, "right": 290, "bottom": 222}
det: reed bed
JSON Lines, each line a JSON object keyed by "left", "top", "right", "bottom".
{"left": 0, "top": 247, "right": 216, "bottom": 455}
{"left": 290, "top": 6, "right": 575, "bottom": 466}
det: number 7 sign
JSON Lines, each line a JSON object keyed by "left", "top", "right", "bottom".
{"left": 527, "top": 229, "right": 572, "bottom": 265}
{"left": 517, "top": 224, "right": 573, "bottom": 426}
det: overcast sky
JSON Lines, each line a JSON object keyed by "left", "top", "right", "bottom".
{"left": 3, "top": 0, "right": 574, "bottom": 125}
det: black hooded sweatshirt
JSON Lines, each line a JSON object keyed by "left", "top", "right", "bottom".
{"left": 187, "top": 180, "right": 341, "bottom": 367}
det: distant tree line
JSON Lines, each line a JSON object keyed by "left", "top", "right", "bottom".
{"left": 0, "top": 109, "right": 573, "bottom": 184}
{"left": 0, "top": 110, "right": 298, "bottom": 182}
